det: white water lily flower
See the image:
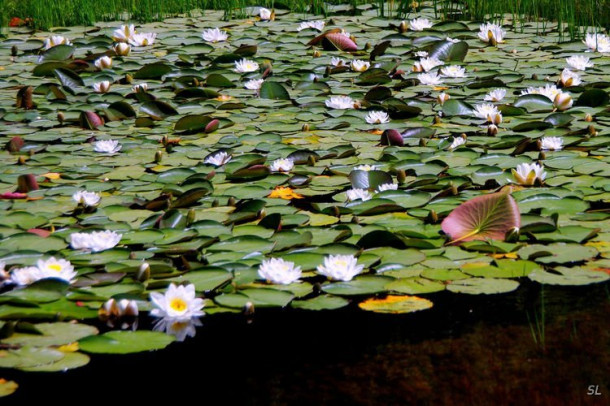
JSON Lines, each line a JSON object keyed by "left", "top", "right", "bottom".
{"left": 297, "top": 20, "right": 325, "bottom": 31}
{"left": 417, "top": 72, "right": 443, "bottom": 86}
{"left": 488, "top": 111, "right": 503, "bottom": 125}
{"left": 270, "top": 158, "right": 294, "bottom": 172}
{"left": 478, "top": 22, "right": 506, "bottom": 45}
{"left": 132, "top": 83, "right": 148, "bottom": 93}
{"left": 150, "top": 283, "right": 204, "bottom": 321}
{"left": 440, "top": 65, "right": 466, "bottom": 78}
{"left": 409, "top": 18, "right": 433, "bottom": 31}
{"left": 554, "top": 92, "right": 573, "bottom": 111}
{"left": 449, "top": 136, "right": 466, "bottom": 150}
{"left": 204, "top": 151, "right": 232, "bottom": 166}
{"left": 258, "top": 258, "right": 302, "bottom": 285}
{"left": 414, "top": 51, "right": 429, "bottom": 58}
{"left": 43, "top": 35, "right": 71, "bottom": 50}
{"left": 92, "top": 81, "right": 111, "bottom": 93}
{"left": 94, "top": 139, "right": 121, "bottom": 154}
{"left": 419, "top": 56, "right": 444, "bottom": 72}
{"left": 112, "top": 24, "right": 136, "bottom": 43}
{"left": 472, "top": 103, "right": 499, "bottom": 119}
{"left": 36, "top": 257, "right": 77, "bottom": 283}
{"left": 259, "top": 8, "right": 272, "bottom": 20}
{"left": 365, "top": 111, "right": 390, "bottom": 124}
{"left": 244, "top": 79, "right": 264, "bottom": 90}
{"left": 202, "top": 27, "right": 228, "bottom": 43}
{"left": 128, "top": 32, "right": 156, "bottom": 47}
{"left": 234, "top": 58, "right": 259, "bottom": 73}
{"left": 330, "top": 57, "right": 346, "bottom": 67}
{"left": 346, "top": 188, "right": 373, "bottom": 202}
{"left": 583, "top": 33, "right": 610, "bottom": 53}
{"left": 484, "top": 88, "right": 506, "bottom": 102}
{"left": 540, "top": 136, "right": 563, "bottom": 151}
{"left": 446, "top": 37, "right": 460, "bottom": 43}
{"left": 520, "top": 84, "right": 561, "bottom": 101}
{"left": 351, "top": 59, "right": 370, "bottom": 72}
{"left": 437, "top": 92, "right": 450, "bottom": 105}
{"left": 377, "top": 183, "right": 398, "bottom": 192}
{"left": 153, "top": 317, "right": 201, "bottom": 341}
{"left": 325, "top": 95, "right": 355, "bottom": 109}
{"left": 94, "top": 56, "right": 113, "bottom": 70}
{"left": 316, "top": 254, "right": 364, "bottom": 281}
{"left": 566, "top": 55, "right": 594, "bottom": 71}
{"left": 512, "top": 162, "right": 546, "bottom": 185}
{"left": 560, "top": 68, "right": 582, "bottom": 87}
{"left": 354, "top": 164, "right": 379, "bottom": 172}
{"left": 72, "top": 190, "right": 101, "bottom": 207}
{"left": 10, "top": 266, "right": 42, "bottom": 286}
{"left": 70, "top": 230, "right": 122, "bottom": 252}
{"left": 113, "top": 43, "right": 131, "bottom": 56}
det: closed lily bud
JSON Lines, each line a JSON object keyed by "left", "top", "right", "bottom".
{"left": 243, "top": 301, "right": 255, "bottom": 316}
{"left": 228, "top": 196, "right": 236, "bottom": 206}
{"left": 585, "top": 113, "right": 593, "bottom": 122}
{"left": 94, "top": 56, "right": 113, "bottom": 70}
{"left": 155, "top": 150, "right": 163, "bottom": 163}
{"left": 313, "top": 50, "right": 321, "bottom": 58}
{"left": 187, "top": 209, "right": 196, "bottom": 225}
{"left": 57, "top": 112, "right": 65, "bottom": 125}
{"left": 419, "top": 138, "right": 427, "bottom": 147}
{"left": 17, "top": 155, "right": 27, "bottom": 165}
{"left": 137, "top": 262, "right": 150, "bottom": 281}
{"left": 437, "top": 92, "right": 450, "bottom": 105}
{"left": 553, "top": 92, "right": 573, "bottom": 111}
{"left": 433, "top": 115, "right": 442, "bottom": 125}
{"left": 113, "top": 43, "right": 131, "bottom": 56}
{"left": 427, "top": 210, "right": 438, "bottom": 223}
{"left": 302, "top": 123, "right": 310, "bottom": 132}
{"left": 487, "top": 124, "right": 499, "bottom": 136}
{"left": 396, "top": 169, "right": 407, "bottom": 184}
{"left": 399, "top": 21, "right": 408, "bottom": 33}
{"left": 588, "top": 125, "right": 598, "bottom": 136}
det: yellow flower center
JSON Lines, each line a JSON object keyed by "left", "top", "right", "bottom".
{"left": 49, "top": 264, "right": 62, "bottom": 272}
{"left": 335, "top": 260, "right": 347, "bottom": 268}
{"left": 169, "top": 298, "right": 187, "bottom": 312}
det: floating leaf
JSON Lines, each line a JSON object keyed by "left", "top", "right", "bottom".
{"left": 259, "top": 81, "right": 290, "bottom": 100}
{"left": 79, "top": 331, "right": 175, "bottom": 354}
{"left": 291, "top": 294, "right": 350, "bottom": 311}
{"left": 447, "top": 278, "right": 520, "bottom": 294}
{"left": 359, "top": 295, "right": 433, "bottom": 313}
{"left": 528, "top": 266, "right": 610, "bottom": 285}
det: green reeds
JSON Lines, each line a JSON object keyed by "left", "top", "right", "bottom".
{"left": 526, "top": 287, "right": 546, "bottom": 352}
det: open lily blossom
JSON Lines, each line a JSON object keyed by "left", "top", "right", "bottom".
{"left": 484, "top": 88, "right": 506, "bottom": 102}
{"left": 520, "top": 84, "right": 560, "bottom": 101}
{"left": 202, "top": 27, "right": 228, "bottom": 43}
{"left": 414, "top": 51, "right": 429, "bottom": 58}
{"left": 297, "top": 20, "right": 325, "bottom": 31}
{"left": 330, "top": 57, "right": 346, "bottom": 67}
{"left": 94, "top": 56, "right": 113, "bottom": 70}
{"left": 566, "top": 55, "right": 594, "bottom": 71}
{"left": 540, "top": 136, "right": 563, "bottom": 151}
{"left": 92, "top": 81, "right": 111, "bottom": 93}
{"left": 154, "top": 317, "right": 202, "bottom": 342}
{"left": 258, "top": 258, "right": 302, "bottom": 285}
{"left": 409, "top": 18, "right": 433, "bottom": 31}
{"left": 36, "top": 257, "right": 77, "bottom": 283}
{"left": 346, "top": 188, "right": 373, "bottom": 202}
{"left": 270, "top": 158, "right": 294, "bottom": 172}
{"left": 150, "top": 283, "right": 204, "bottom": 321}
{"left": 560, "top": 68, "right": 582, "bottom": 87}
{"left": 354, "top": 164, "right": 379, "bottom": 171}
{"left": 472, "top": 103, "right": 499, "bottom": 119}
{"left": 132, "top": 83, "right": 148, "bottom": 93}
{"left": 419, "top": 56, "right": 444, "bottom": 72}
{"left": 351, "top": 59, "right": 370, "bottom": 72}
{"left": 72, "top": 190, "right": 101, "bottom": 207}
{"left": 94, "top": 139, "right": 121, "bottom": 154}
{"left": 478, "top": 22, "right": 505, "bottom": 45}
{"left": 234, "top": 58, "right": 259, "bottom": 73}
{"left": 244, "top": 79, "right": 264, "bottom": 90}
{"left": 112, "top": 24, "right": 136, "bottom": 42}
{"left": 583, "top": 32, "right": 610, "bottom": 53}
{"left": 316, "top": 254, "right": 364, "bottom": 282}
{"left": 70, "top": 230, "right": 122, "bottom": 252}
{"left": 326, "top": 95, "right": 355, "bottom": 109}
{"left": 43, "top": 35, "right": 71, "bottom": 50}
{"left": 365, "top": 111, "right": 390, "bottom": 124}
{"left": 554, "top": 92, "right": 573, "bottom": 111}
{"left": 113, "top": 42, "right": 131, "bottom": 56}
{"left": 10, "top": 266, "right": 42, "bottom": 286}
{"left": 417, "top": 72, "right": 443, "bottom": 86}
{"left": 440, "top": 65, "right": 466, "bottom": 78}
{"left": 259, "top": 8, "right": 272, "bottom": 21}
{"left": 128, "top": 32, "right": 156, "bottom": 47}
{"left": 204, "top": 151, "right": 232, "bottom": 166}
{"left": 512, "top": 162, "right": 547, "bottom": 186}
{"left": 377, "top": 183, "right": 398, "bottom": 192}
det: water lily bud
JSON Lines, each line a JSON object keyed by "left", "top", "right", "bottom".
{"left": 113, "top": 43, "right": 131, "bottom": 56}
{"left": 511, "top": 49, "right": 517, "bottom": 54}
{"left": 257, "top": 209, "right": 266, "bottom": 219}
{"left": 399, "top": 21, "right": 408, "bottom": 33}
{"left": 324, "top": 66, "right": 331, "bottom": 77}
{"left": 161, "top": 135, "right": 169, "bottom": 146}
{"left": 427, "top": 210, "right": 438, "bottom": 224}
{"left": 129, "top": 251, "right": 137, "bottom": 260}
{"left": 313, "top": 50, "right": 321, "bottom": 58}
{"left": 585, "top": 113, "right": 593, "bottom": 122}
{"left": 17, "top": 155, "right": 27, "bottom": 165}
{"left": 487, "top": 124, "right": 498, "bottom": 136}
{"left": 228, "top": 196, "right": 236, "bottom": 206}
{"left": 364, "top": 42, "right": 372, "bottom": 51}
{"left": 553, "top": 92, "right": 573, "bottom": 111}
{"left": 119, "top": 299, "right": 139, "bottom": 317}
{"left": 504, "top": 227, "right": 520, "bottom": 242}
{"left": 433, "top": 115, "right": 442, "bottom": 125}
{"left": 351, "top": 216, "right": 360, "bottom": 224}
{"left": 302, "top": 123, "right": 310, "bottom": 132}
{"left": 437, "top": 92, "right": 450, "bottom": 105}
{"left": 11, "top": 45, "right": 18, "bottom": 57}
{"left": 307, "top": 155, "right": 317, "bottom": 166}
{"left": 187, "top": 209, "right": 196, "bottom": 225}
{"left": 532, "top": 74, "right": 538, "bottom": 80}
{"left": 332, "top": 205, "right": 341, "bottom": 217}
{"left": 137, "top": 262, "right": 150, "bottom": 281}
{"left": 419, "top": 138, "right": 427, "bottom": 147}
{"left": 588, "top": 125, "right": 597, "bottom": 136}
{"left": 538, "top": 151, "right": 546, "bottom": 161}
{"left": 57, "top": 112, "right": 65, "bottom": 125}
{"left": 396, "top": 169, "right": 407, "bottom": 184}
{"left": 154, "top": 150, "right": 163, "bottom": 163}
{"left": 488, "top": 112, "right": 502, "bottom": 125}
{"left": 125, "top": 73, "right": 133, "bottom": 84}
{"left": 212, "top": 199, "right": 219, "bottom": 207}
{"left": 243, "top": 301, "right": 255, "bottom": 316}
{"left": 451, "top": 184, "right": 458, "bottom": 195}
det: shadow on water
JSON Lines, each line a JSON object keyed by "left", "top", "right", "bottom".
{"left": 3, "top": 280, "right": 610, "bottom": 405}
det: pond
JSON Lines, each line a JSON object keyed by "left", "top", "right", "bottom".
{"left": 0, "top": 2, "right": 609, "bottom": 402}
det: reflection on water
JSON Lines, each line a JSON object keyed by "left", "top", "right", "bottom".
{"left": 4, "top": 281, "right": 609, "bottom": 405}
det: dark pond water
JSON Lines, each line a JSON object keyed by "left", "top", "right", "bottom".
{"left": 3, "top": 280, "right": 609, "bottom": 405}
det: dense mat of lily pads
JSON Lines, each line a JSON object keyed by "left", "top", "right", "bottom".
{"left": 0, "top": 4, "right": 609, "bottom": 380}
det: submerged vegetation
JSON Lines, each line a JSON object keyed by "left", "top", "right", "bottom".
{"left": 0, "top": 0, "right": 609, "bottom": 398}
